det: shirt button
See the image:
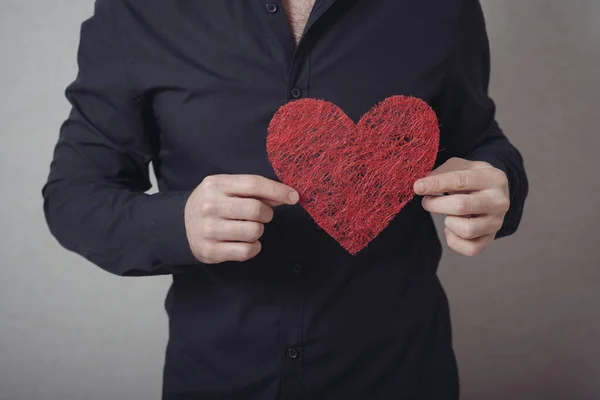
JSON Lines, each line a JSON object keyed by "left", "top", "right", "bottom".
{"left": 292, "top": 263, "right": 302, "bottom": 274}
{"left": 290, "top": 88, "right": 303, "bottom": 99}
{"left": 287, "top": 347, "right": 300, "bottom": 359}
{"left": 265, "top": 3, "right": 279, "bottom": 13}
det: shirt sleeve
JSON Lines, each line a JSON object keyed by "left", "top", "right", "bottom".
{"left": 437, "top": 0, "right": 529, "bottom": 238}
{"left": 42, "top": 0, "right": 200, "bottom": 276}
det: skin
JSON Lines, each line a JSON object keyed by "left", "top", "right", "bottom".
{"left": 282, "top": 0, "right": 316, "bottom": 44}
{"left": 414, "top": 157, "right": 511, "bottom": 257}
{"left": 184, "top": 175, "right": 299, "bottom": 264}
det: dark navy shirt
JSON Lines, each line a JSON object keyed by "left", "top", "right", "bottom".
{"left": 43, "top": 0, "right": 528, "bottom": 398}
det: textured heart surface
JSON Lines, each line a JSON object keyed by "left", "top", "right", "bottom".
{"left": 267, "top": 95, "right": 440, "bottom": 254}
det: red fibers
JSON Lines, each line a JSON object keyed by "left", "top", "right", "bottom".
{"left": 267, "top": 95, "right": 440, "bottom": 255}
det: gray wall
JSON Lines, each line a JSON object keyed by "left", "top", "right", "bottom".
{"left": 1, "top": 1, "right": 598, "bottom": 399}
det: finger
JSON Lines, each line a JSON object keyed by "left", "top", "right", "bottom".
{"left": 202, "top": 219, "right": 264, "bottom": 242}
{"left": 218, "top": 197, "right": 274, "bottom": 223}
{"left": 414, "top": 168, "right": 498, "bottom": 195}
{"left": 444, "top": 228, "right": 494, "bottom": 257}
{"left": 216, "top": 175, "right": 299, "bottom": 205}
{"left": 207, "top": 241, "right": 262, "bottom": 263}
{"left": 422, "top": 192, "right": 498, "bottom": 216}
{"left": 444, "top": 215, "right": 503, "bottom": 240}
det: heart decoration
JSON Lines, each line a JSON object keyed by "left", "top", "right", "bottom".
{"left": 267, "top": 95, "right": 440, "bottom": 254}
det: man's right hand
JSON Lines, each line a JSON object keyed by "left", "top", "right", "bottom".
{"left": 184, "top": 174, "right": 299, "bottom": 264}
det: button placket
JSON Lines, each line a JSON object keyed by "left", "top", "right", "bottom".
{"left": 279, "top": 258, "right": 306, "bottom": 398}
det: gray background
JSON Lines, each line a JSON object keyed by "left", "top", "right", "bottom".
{"left": 1, "top": 1, "right": 599, "bottom": 399}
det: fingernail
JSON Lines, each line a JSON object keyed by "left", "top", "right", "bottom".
{"left": 288, "top": 191, "right": 299, "bottom": 203}
{"left": 416, "top": 181, "right": 427, "bottom": 193}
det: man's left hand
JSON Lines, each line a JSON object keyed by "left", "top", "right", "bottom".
{"left": 414, "top": 157, "right": 510, "bottom": 256}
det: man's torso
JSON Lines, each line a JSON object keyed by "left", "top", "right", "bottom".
{"left": 104, "top": 1, "right": 463, "bottom": 398}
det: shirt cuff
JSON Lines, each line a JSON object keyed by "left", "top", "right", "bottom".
{"left": 144, "top": 190, "right": 200, "bottom": 268}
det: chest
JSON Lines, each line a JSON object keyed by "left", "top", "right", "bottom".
{"left": 282, "top": 0, "right": 316, "bottom": 43}
{"left": 127, "top": 1, "right": 460, "bottom": 184}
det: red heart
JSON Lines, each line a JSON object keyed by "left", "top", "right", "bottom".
{"left": 267, "top": 95, "right": 440, "bottom": 254}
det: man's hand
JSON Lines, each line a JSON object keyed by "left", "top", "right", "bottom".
{"left": 184, "top": 175, "right": 299, "bottom": 264}
{"left": 414, "top": 157, "right": 510, "bottom": 256}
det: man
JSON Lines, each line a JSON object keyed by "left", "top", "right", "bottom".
{"left": 43, "top": 0, "right": 528, "bottom": 398}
